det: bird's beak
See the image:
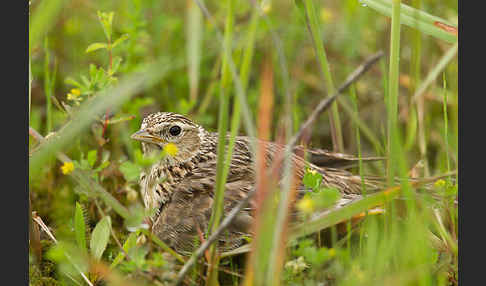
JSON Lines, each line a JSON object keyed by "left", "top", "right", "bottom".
{"left": 130, "top": 129, "right": 166, "bottom": 144}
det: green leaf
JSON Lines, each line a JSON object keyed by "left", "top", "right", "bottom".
{"left": 302, "top": 170, "right": 323, "bottom": 190}
{"left": 90, "top": 216, "right": 112, "bottom": 260}
{"left": 312, "top": 187, "right": 341, "bottom": 209}
{"left": 97, "top": 11, "right": 114, "bottom": 41}
{"left": 74, "top": 202, "right": 87, "bottom": 252}
{"left": 110, "top": 232, "right": 138, "bottom": 269}
{"left": 86, "top": 42, "right": 108, "bottom": 53}
{"left": 110, "top": 57, "right": 123, "bottom": 75}
{"left": 119, "top": 161, "right": 142, "bottom": 182}
{"left": 64, "top": 77, "right": 82, "bottom": 88}
{"left": 97, "top": 67, "right": 105, "bottom": 83}
{"left": 80, "top": 75, "right": 90, "bottom": 87}
{"left": 87, "top": 150, "right": 98, "bottom": 167}
{"left": 74, "top": 159, "right": 90, "bottom": 171}
{"left": 129, "top": 246, "right": 149, "bottom": 269}
{"left": 112, "top": 34, "right": 129, "bottom": 49}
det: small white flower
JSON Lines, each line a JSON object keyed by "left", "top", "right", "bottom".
{"left": 285, "top": 256, "right": 309, "bottom": 275}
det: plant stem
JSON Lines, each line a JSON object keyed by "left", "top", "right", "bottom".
{"left": 44, "top": 37, "right": 55, "bottom": 133}
{"left": 410, "top": 0, "right": 428, "bottom": 175}
{"left": 207, "top": 0, "right": 234, "bottom": 284}
{"left": 442, "top": 73, "right": 450, "bottom": 173}
{"left": 349, "top": 84, "right": 366, "bottom": 194}
{"left": 386, "top": 0, "right": 401, "bottom": 185}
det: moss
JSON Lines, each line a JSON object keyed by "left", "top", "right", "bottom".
{"left": 29, "top": 240, "right": 61, "bottom": 286}
{"left": 29, "top": 262, "right": 60, "bottom": 286}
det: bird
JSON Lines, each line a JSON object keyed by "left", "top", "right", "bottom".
{"left": 131, "top": 112, "right": 380, "bottom": 254}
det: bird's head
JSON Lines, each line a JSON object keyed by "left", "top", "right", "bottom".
{"left": 131, "top": 112, "right": 207, "bottom": 165}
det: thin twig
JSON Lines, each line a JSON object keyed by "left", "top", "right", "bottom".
{"left": 173, "top": 50, "right": 384, "bottom": 285}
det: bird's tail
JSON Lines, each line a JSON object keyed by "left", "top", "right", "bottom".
{"left": 317, "top": 167, "right": 455, "bottom": 196}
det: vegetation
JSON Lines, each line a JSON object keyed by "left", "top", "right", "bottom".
{"left": 29, "top": 0, "right": 458, "bottom": 285}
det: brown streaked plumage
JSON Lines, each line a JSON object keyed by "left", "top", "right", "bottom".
{"left": 131, "top": 112, "right": 378, "bottom": 254}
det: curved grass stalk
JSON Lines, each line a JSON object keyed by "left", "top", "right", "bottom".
{"left": 206, "top": 0, "right": 235, "bottom": 284}
{"left": 29, "top": 0, "right": 65, "bottom": 48}
{"left": 360, "top": 0, "right": 457, "bottom": 43}
{"left": 29, "top": 57, "right": 185, "bottom": 178}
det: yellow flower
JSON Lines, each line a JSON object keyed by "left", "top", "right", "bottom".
{"left": 163, "top": 143, "right": 178, "bottom": 157}
{"left": 328, "top": 248, "right": 336, "bottom": 257}
{"left": 434, "top": 179, "right": 446, "bottom": 188}
{"left": 66, "top": 93, "right": 77, "bottom": 101}
{"left": 297, "top": 196, "right": 315, "bottom": 214}
{"left": 70, "top": 88, "right": 81, "bottom": 96}
{"left": 60, "top": 162, "right": 75, "bottom": 175}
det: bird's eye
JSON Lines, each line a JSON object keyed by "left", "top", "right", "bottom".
{"left": 169, "top": 125, "right": 182, "bottom": 136}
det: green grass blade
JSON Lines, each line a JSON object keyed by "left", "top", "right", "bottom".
{"left": 442, "top": 73, "right": 450, "bottom": 173}
{"left": 207, "top": 0, "right": 234, "bottom": 235}
{"left": 71, "top": 170, "right": 131, "bottom": 219}
{"left": 412, "top": 42, "right": 458, "bottom": 102}
{"left": 291, "top": 189, "right": 397, "bottom": 240}
{"left": 349, "top": 84, "right": 367, "bottom": 194}
{"left": 366, "top": 0, "right": 456, "bottom": 27}
{"left": 29, "top": 53, "right": 32, "bottom": 122}
{"left": 360, "top": 0, "right": 457, "bottom": 43}
{"left": 221, "top": 6, "right": 259, "bottom": 201}
{"left": 303, "top": 0, "right": 344, "bottom": 152}
{"left": 207, "top": 0, "right": 235, "bottom": 283}
{"left": 221, "top": 183, "right": 415, "bottom": 258}
{"left": 43, "top": 37, "right": 56, "bottom": 133}
{"left": 386, "top": 0, "right": 401, "bottom": 184}
{"left": 141, "top": 228, "right": 186, "bottom": 263}
{"left": 187, "top": 0, "right": 203, "bottom": 103}
{"left": 29, "top": 0, "right": 65, "bottom": 48}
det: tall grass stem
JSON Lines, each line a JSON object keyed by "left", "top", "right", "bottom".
{"left": 303, "top": 0, "right": 344, "bottom": 152}
{"left": 386, "top": 0, "right": 401, "bottom": 184}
